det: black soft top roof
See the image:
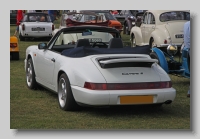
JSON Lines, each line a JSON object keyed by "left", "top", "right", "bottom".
{"left": 61, "top": 45, "right": 151, "bottom": 58}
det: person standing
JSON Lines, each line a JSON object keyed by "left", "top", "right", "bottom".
{"left": 14, "top": 10, "right": 24, "bottom": 36}
{"left": 183, "top": 21, "right": 190, "bottom": 97}
{"left": 48, "top": 10, "right": 56, "bottom": 23}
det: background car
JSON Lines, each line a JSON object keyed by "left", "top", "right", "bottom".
{"left": 130, "top": 10, "right": 190, "bottom": 49}
{"left": 25, "top": 25, "right": 176, "bottom": 111}
{"left": 10, "top": 10, "right": 17, "bottom": 25}
{"left": 150, "top": 45, "right": 190, "bottom": 79}
{"left": 79, "top": 10, "right": 123, "bottom": 32}
{"left": 10, "top": 36, "right": 19, "bottom": 60}
{"left": 121, "top": 10, "right": 146, "bottom": 35}
{"left": 53, "top": 12, "right": 111, "bottom": 36}
{"left": 18, "top": 12, "right": 55, "bottom": 41}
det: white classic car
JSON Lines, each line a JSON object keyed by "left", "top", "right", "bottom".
{"left": 130, "top": 10, "right": 190, "bottom": 48}
{"left": 19, "top": 12, "right": 55, "bottom": 41}
{"left": 25, "top": 25, "right": 176, "bottom": 111}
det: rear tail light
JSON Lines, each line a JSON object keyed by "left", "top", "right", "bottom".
{"left": 164, "top": 39, "right": 167, "bottom": 44}
{"left": 84, "top": 81, "right": 172, "bottom": 90}
{"left": 22, "top": 24, "right": 25, "bottom": 30}
{"left": 52, "top": 24, "right": 54, "bottom": 30}
{"left": 10, "top": 43, "right": 17, "bottom": 48}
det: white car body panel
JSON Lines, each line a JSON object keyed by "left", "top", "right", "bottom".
{"left": 72, "top": 86, "right": 176, "bottom": 105}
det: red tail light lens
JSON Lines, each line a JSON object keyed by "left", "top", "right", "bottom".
{"left": 10, "top": 43, "right": 17, "bottom": 48}
{"left": 84, "top": 81, "right": 172, "bottom": 90}
{"left": 84, "top": 82, "right": 107, "bottom": 90}
{"left": 22, "top": 24, "right": 25, "bottom": 30}
{"left": 164, "top": 39, "right": 167, "bottom": 44}
{"left": 52, "top": 25, "right": 54, "bottom": 30}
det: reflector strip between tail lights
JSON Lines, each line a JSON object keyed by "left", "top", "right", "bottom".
{"left": 84, "top": 81, "right": 172, "bottom": 90}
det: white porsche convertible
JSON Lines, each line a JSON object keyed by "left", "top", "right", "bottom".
{"left": 25, "top": 25, "right": 176, "bottom": 111}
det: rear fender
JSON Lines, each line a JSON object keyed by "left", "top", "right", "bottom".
{"left": 152, "top": 47, "right": 169, "bottom": 73}
{"left": 130, "top": 27, "right": 143, "bottom": 45}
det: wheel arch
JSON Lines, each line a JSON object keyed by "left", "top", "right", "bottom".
{"left": 130, "top": 27, "right": 143, "bottom": 45}
{"left": 152, "top": 47, "right": 169, "bottom": 73}
{"left": 150, "top": 30, "right": 169, "bottom": 47}
{"left": 56, "top": 68, "right": 76, "bottom": 93}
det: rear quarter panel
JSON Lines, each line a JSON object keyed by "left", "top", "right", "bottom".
{"left": 52, "top": 55, "right": 107, "bottom": 92}
{"left": 151, "top": 25, "right": 169, "bottom": 47}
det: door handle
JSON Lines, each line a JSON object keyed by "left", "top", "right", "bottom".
{"left": 152, "top": 26, "right": 155, "bottom": 29}
{"left": 51, "top": 58, "right": 55, "bottom": 62}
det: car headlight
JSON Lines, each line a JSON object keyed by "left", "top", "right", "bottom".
{"left": 167, "top": 44, "right": 178, "bottom": 56}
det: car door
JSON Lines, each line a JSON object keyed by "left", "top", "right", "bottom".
{"left": 141, "top": 12, "right": 148, "bottom": 43}
{"left": 35, "top": 47, "right": 59, "bottom": 87}
{"left": 144, "top": 12, "right": 156, "bottom": 43}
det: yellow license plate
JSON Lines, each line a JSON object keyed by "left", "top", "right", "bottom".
{"left": 120, "top": 95, "right": 153, "bottom": 104}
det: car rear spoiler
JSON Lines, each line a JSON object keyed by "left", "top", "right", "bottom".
{"left": 98, "top": 58, "right": 158, "bottom": 68}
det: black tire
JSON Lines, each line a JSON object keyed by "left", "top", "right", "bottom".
{"left": 19, "top": 33, "right": 25, "bottom": 41}
{"left": 125, "top": 23, "right": 130, "bottom": 35}
{"left": 26, "top": 58, "right": 37, "bottom": 89}
{"left": 150, "top": 38, "right": 157, "bottom": 48}
{"left": 58, "top": 73, "right": 80, "bottom": 111}
{"left": 123, "top": 23, "right": 126, "bottom": 34}
{"left": 151, "top": 103, "right": 163, "bottom": 107}
{"left": 150, "top": 52, "right": 160, "bottom": 65}
{"left": 131, "top": 34, "right": 136, "bottom": 47}
{"left": 12, "top": 52, "right": 19, "bottom": 60}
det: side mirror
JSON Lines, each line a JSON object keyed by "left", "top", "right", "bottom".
{"left": 38, "top": 43, "right": 48, "bottom": 49}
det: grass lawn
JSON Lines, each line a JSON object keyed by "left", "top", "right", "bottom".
{"left": 10, "top": 18, "right": 190, "bottom": 129}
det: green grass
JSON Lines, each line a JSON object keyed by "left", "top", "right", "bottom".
{"left": 10, "top": 19, "right": 190, "bottom": 129}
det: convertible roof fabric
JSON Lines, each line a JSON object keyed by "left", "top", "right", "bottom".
{"left": 61, "top": 45, "right": 151, "bottom": 58}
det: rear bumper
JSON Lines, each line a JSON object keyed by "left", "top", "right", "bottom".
{"left": 71, "top": 85, "right": 176, "bottom": 106}
{"left": 21, "top": 31, "right": 53, "bottom": 37}
{"left": 10, "top": 49, "right": 19, "bottom": 52}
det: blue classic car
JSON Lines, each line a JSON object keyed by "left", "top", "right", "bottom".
{"left": 150, "top": 45, "right": 190, "bottom": 78}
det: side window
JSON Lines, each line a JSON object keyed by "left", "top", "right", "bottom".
{"left": 143, "top": 13, "right": 148, "bottom": 24}
{"left": 54, "top": 32, "right": 64, "bottom": 46}
{"left": 148, "top": 13, "right": 155, "bottom": 24}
